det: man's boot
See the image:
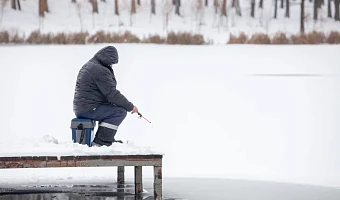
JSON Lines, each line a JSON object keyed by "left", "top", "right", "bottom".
{"left": 92, "top": 126, "right": 117, "bottom": 146}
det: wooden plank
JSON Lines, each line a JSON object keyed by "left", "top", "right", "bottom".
{"left": 74, "top": 159, "right": 162, "bottom": 167}
{"left": 0, "top": 155, "right": 162, "bottom": 168}
{"left": 0, "top": 155, "right": 163, "bottom": 162}
{"left": 154, "top": 166, "right": 162, "bottom": 200}
{"left": 134, "top": 166, "right": 143, "bottom": 194}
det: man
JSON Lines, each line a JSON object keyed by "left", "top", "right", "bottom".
{"left": 73, "top": 46, "right": 138, "bottom": 147}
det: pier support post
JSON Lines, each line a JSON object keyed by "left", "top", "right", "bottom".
{"left": 154, "top": 166, "right": 162, "bottom": 200}
{"left": 117, "top": 166, "right": 125, "bottom": 188}
{"left": 135, "top": 166, "right": 143, "bottom": 194}
{"left": 117, "top": 166, "right": 125, "bottom": 199}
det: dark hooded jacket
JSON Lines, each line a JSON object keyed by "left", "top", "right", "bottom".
{"left": 73, "top": 46, "right": 134, "bottom": 116}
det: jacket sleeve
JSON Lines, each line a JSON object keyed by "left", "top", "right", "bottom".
{"left": 94, "top": 70, "right": 134, "bottom": 112}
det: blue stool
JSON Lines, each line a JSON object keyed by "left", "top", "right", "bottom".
{"left": 70, "top": 118, "right": 96, "bottom": 147}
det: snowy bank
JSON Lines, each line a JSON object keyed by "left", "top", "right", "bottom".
{"left": 1, "top": 0, "right": 340, "bottom": 44}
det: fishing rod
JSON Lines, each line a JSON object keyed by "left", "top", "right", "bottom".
{"left": 137, "top": 112, "right": 151, "bottom": 123}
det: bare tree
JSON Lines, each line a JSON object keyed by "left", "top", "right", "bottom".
{"left": 235, "top": 0, "right": 242, "bottom": 15}
{"left": 76, "top": 2, "right": 83, "bottom": 31}
{"left": 137, "top": 0, "right": 140, "bottom": 5}
{"left": 196, "top": 0, "right": 204, "bottom": 27}
{"left": 101, "top": 0, "right": 106, "bottom": 2}
{"left": 259, "top": 0, "right": 263, "bottom": 8}
{"left": 285, "top": 0, "right": 290, "bottom": 17}
{"left": 214, "top": 0, "right": 219, "bottom": 14}
{"left": 0, "top": 0, "right": 9, "bottom": 27}
{"left": 314, "top": 0, "right": 318, "bottom": 20}
{"left": 251, "top": 0, "right": 255, "bottom": 17}
{"left": 11, "top": 0, "right": 21, "bottom": 10}
{"left": 131, "top": 0, "right": 136, "bottom": 14}
{"left": 274, "top": 0, "right": 278, "bottom": 18}
{"left": 39, "top": 0, "right": 43, "bottom": 17}
{"left": 281, "top": 0, "right": 284, "bottom": 8}
{"left": 301, "top": 0, "right": 305, "bottom": 33}
{"left": 205, "top": 0, "right": 208, "bottom": 6}
{"left": 231, "top": 0, "right": 242, "bottom": 15}
{"left": 87, "top": 0, "right": 97, "bottom": 28}
{"left": 175, "top": 0, "right": 181, "bottom": 15}
{"left": 39, "top": 0, "right": 45, "bottom": 17}
{"left": 11, "top": 0, "right": 15, "bottom": 9}
{"left": 130, "top": 0, "right": 136, "bottom": 26}
{"left": 43, "top": 0, "right": 49, "bottom": 13}
{"left": 335, "top": 0, "right": 340, "bottom": 21}
{"left": 221, "top": 0, "right": 227, "bottom": 16}
{"left": 115, "top": 0, "right": 119, "bottom": 15}
{"left": 328, "top": 0, "right": 332, "bottom": 17}
{"left": 164, "top": 0, "right": 172, "bottom": 31}
{"left": 89, "top": 0, "right": 98, "bottom": 13}
{"left": 72, "top": 0, "right": 76, "bottom": 2}
{"left": 16, "top": 0, "right": 20, "bottom": 10}
{"left": 151, "top": 0, "right": 155, "bottom": 14}
{"left": 38, "top": 0, "right": 48, "bottom": 30}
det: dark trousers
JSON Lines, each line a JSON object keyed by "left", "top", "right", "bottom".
{"left": 76, "top": 104, "right": 127, "bottom": 146}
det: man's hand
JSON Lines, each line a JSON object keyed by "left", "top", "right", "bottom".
{"left": 131, "top": 106, "right": 139, "bottom": 114}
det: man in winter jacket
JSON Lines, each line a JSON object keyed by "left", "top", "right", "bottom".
{"left": 73, "top": 46, "right": 138, "bottom": 147}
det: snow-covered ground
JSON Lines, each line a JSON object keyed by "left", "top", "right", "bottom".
{"left": 0, "top": 0, "right": 339, "bottom": 44}
{"left": 0, "top": 135, "right": 162, "bottom": 157}
{"left": 0, "top": 44, "right": 340, "bottom": 189}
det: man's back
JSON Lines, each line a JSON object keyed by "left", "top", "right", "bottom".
{"left": 73, "top": 58, "right": 114, "bottom": 115}
{"left": 73, "top": 46, "right": 133, "bottom": 116}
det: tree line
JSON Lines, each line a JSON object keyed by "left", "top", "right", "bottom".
{"left": 4, "top": 0, "right": 340, "bottom": 33}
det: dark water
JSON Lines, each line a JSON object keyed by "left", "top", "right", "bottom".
{"left": 1, "top": 178, "right": 340, "bottom": 200}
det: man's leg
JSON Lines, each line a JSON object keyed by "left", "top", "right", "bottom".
{"left": 94, "top": 106, "right": 127, "bottom": 146}
{"left": 76, "top": 104, "right": 127, "bottom": 146}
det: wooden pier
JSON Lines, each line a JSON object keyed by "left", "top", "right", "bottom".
{"left": 0, "top": 154, "right": 163, "bottom": 200}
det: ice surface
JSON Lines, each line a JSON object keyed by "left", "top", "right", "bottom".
{"left": 0, "top": 44, "right": 339, "bottom": 188}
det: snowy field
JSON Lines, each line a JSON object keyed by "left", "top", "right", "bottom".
{"left": 0, "top": 44, "right": 340, "bottom": 190}
{"left": 0, "top": 0, "right": 340, "bottom": 44}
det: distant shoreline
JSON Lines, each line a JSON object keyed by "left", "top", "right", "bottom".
{"left": 0, "top": 30, "right": 340, "bottom": 45}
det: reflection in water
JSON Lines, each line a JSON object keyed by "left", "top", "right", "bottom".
{"left": 1, "top": 194, "right": 129, "bottom": 200}
{"left": 0, "top": 194, "right": 147, "bottom": 200}
{"left": 0, "top": 183, "right": 148, "bottom": 200}
{"left": 0, "top": 178, "right": 340, "bottom": 200}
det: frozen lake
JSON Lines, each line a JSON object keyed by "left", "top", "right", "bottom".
{"left": 0, "top": 45, "right": 340, "bottom": 193}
